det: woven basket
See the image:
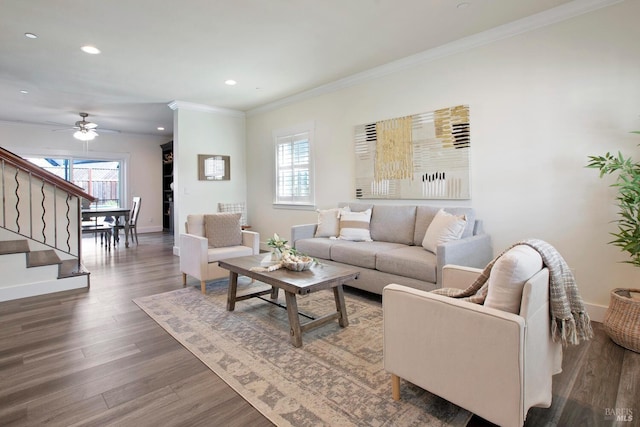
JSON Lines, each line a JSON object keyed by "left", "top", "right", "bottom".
{"left": 603, "top": 288, "right": 640, "bottom": 353}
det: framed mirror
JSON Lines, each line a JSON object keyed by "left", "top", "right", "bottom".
{"left": 198, "top": 154, "right": 230, "bottom": 181}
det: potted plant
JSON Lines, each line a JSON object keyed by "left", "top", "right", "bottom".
{"left": 587, "top": 131, "right": 640, "bottom": 353}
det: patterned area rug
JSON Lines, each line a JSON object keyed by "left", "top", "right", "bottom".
{"left": 134, "top": 279, "right": 471, "bottom": 426}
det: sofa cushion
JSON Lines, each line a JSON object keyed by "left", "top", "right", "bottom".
{"left": 414, "top": 206, "right": 476, "bottom": 245}
{"left": 314, "top": 208, "right": 341, "bottom": 238}
{"left": 294, "top": 237, "right": 354, "bottom": 260}
{"left": 485, "top": 245, "right": 543, "bottom": 314}
{"left": 186, "top": 214, "right": 205, "bottom": 237}
{"left": 376, "top": 246, "right": 437, "bottom": 283}
{"left": 422, "top": 209, "right": 467, "bottom": 254}
{"left": 369, "top": 205, "right": 416, "bottom": 245}
{"left": 338, "top": 208, "right": 373, "bottom": 241}
{"left": 204, "top": 213, "right": 242, "bottom": 248}
{"left": 331, "top": 241, "right": 405, "bottom": 269}
{"left": 207, "top": 245, "right": 253, "bottom": 263}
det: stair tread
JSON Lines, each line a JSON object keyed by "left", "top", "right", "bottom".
{"left": 0, "top": 240, "right": 30, "bottom": 255}
{"left": 59, "top": 259, "right": 90, "bottom": 278}
{"left": 27, "top": 250, "right": 61, "bottom": 267}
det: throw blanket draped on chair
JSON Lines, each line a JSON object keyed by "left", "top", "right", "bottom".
{"left": 432, "top": 239, "right": 593, "bottom": 346}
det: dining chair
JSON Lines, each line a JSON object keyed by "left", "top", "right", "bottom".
{"left": 111, "top": 196, "right": 141, "bottom": 245}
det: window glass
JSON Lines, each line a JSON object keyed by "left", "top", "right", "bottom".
{"left": 25, "top": 157, "right": 122, "bottom": 208}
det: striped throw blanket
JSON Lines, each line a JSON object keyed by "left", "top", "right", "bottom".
{"left": 431, "top": 239, "right": 593, "bottom": 346}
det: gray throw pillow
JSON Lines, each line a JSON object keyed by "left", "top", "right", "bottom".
{"left": 204, "top": 213, "right": 242, "bottom": 248}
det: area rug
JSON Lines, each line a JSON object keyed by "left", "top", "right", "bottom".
{"left": 134, "top": 279, "right": 471, "bottom": 426}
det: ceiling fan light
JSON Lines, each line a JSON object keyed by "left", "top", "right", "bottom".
{"left": 74, "top": 130, "right": 96, "bottom": 141}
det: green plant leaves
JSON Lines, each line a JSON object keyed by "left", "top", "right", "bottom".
{"left": 589, "top": 136, "right": 640, "bottom": 266}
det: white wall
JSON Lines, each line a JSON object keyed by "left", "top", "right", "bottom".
{"left": 0, "top": 123, "right": 168, "bottom": 233}
{"left": 246, "top": 0, "right": 640, "bottom": 310}
{"left": 172, "top": 106, "right": 247, "bottom": 252}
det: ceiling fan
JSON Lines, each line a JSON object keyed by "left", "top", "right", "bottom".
{"left": 51, "top": 112, "right": 120, "bottom": 141}
{"left": 72, "top": 112, "right": 98, "bottom": 141}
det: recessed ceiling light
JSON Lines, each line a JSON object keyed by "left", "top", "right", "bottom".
{"left": 225, "top": 79, "right": 237, "bottom": 86}
{"left": 20, "top": 90, "right": 29, "bottom": 94}
{"left": 24, "top": 32, "right": 38, "bottom": 39}
{"left": 157, "top": 127, "right": 165, "bottom": 131}
{"left": 81, "top": 45, "right": 101, "bottom": 54}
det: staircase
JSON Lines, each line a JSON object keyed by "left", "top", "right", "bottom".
{"left": 0, "top": 238, "right": 90, "bottom": 301}
{"left": 0, "top": 146, "right": 95, "bottom": 302}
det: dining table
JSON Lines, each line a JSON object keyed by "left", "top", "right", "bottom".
{"left": 82, "top": 207, "right": 131, "bottom": 247}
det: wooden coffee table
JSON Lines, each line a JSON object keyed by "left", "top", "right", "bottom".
{"left": 218, "top": 254, "right": 360, "bottom": 347}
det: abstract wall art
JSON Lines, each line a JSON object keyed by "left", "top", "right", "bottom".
{"left": 354, "top": 104, "right": 470, "bottom": 200}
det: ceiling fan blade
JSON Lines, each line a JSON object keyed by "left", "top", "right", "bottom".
{"left": 84, "top": 122, "right": 98, "bottom": 129}
{"left": 96, "top": 128, "right": 121, "bottom": 134}
{"left": 46, "top": 121, "right": 76, "bottom": 127}
{"left": 51, "top": 127, "right": 79, "bottom": 132}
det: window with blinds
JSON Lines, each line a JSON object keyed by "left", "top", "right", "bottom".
{"left": 274, "top": 124, "right": 314, "bottom": 207}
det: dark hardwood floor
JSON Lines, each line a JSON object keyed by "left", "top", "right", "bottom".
{"left": 0, "top": 233, "right": 273, "bottom": 427}
{"left": 0, "top": 232, "right": 638, "bottom": 426}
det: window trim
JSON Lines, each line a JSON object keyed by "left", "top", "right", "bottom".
{"left": 272, "top": 121, "right": 315, "bottom": 209}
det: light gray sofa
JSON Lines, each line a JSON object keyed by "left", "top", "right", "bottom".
{"left": 291, "top": 203, "right": 492, "bottom": 295}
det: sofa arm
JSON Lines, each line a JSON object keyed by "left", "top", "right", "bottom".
{"left": 291, "top": 223, "right": 318, "bottom": 246}
{"left": 436, "top": 233, "right": 493, "bottom": 285}
{"left": 383, "top": 284, "right": 525, "bottom": 427}
{"left": 242, "top": 230, "right": 260, "bottom": 254}
{"left": 442, "top": 265, "right": 483, "bottom": 290}
{"left": 180, "top": 233, "right": 209, "bottom": 279}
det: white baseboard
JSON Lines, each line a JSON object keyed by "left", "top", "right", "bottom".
{"left": 138, "top": 225, "right": 164, "bottom": 233}
{"left": 585, "top": 302, "right": 608, "bottom": 323}
{"left": 0, "top": 276, "right": 88, "bottom": 302}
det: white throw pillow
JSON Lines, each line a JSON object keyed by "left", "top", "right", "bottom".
{"left": 314, "top": 208, "right": 341, "bottom": 238}
{"left": 218, "top": 202, "right": 246, "bottom": 226}
{"left": 338, "top": 208, "right": 372, "bottom": 241}
{"left": 422, "top": 209, "right": 467, "bottom": 253}
{"left": 485, "top": 245, "right": 543, "bottom": 314}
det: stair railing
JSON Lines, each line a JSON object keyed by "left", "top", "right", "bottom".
{"left": 0, "top": 146, "right": 96, "bottom": 269}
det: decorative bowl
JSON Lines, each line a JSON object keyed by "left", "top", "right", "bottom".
{"left": 282, "top": 256, "right": 314, "bottom": 271}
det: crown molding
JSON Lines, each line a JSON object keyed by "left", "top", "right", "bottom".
{"left": 246, "top": 0, "right": 623, "bottom": 117}
{"left": 168, "top": 100, "right": 245, "bottom": 118}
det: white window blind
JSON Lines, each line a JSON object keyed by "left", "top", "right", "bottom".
{"left": 274, "top": 124, "right": 314, "bottom": 207}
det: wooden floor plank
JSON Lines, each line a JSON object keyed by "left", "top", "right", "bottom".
{"left": 556, "top": 321, "right": 626, "bottom": 427}
{"left": 27, "top": 394, "right": 108, "bottom": 427}
{"left": 614, "top": 349, "right": 640, "bottom": 420}
{"left": 68, "top": 386, "right": 181, "bottom": 427}
{"left": 102, "top": 357, "right": 208, "bottom": 408}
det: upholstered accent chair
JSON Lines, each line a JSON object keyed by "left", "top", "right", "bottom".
{"left": 383, "top": 264, "right": 562, "bottom": 427}
{"left": 180, "top": 213, "right": 259, "bottom": 294}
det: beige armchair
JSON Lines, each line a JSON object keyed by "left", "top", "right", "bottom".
{"left": 383, "top": 265, "right": 562, "bottom": 427}
{"left": 180, "top": 213, "right": 259, "bottom": 294}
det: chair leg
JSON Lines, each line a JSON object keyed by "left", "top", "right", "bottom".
{"left": 201, "top": 281, "right": 207, "bottom": 294}
{"left": 182, "top": 273, "right": 187, "bottom": 287}
{"left": 391, "top": 374, "right": 401, "bottom": 401}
